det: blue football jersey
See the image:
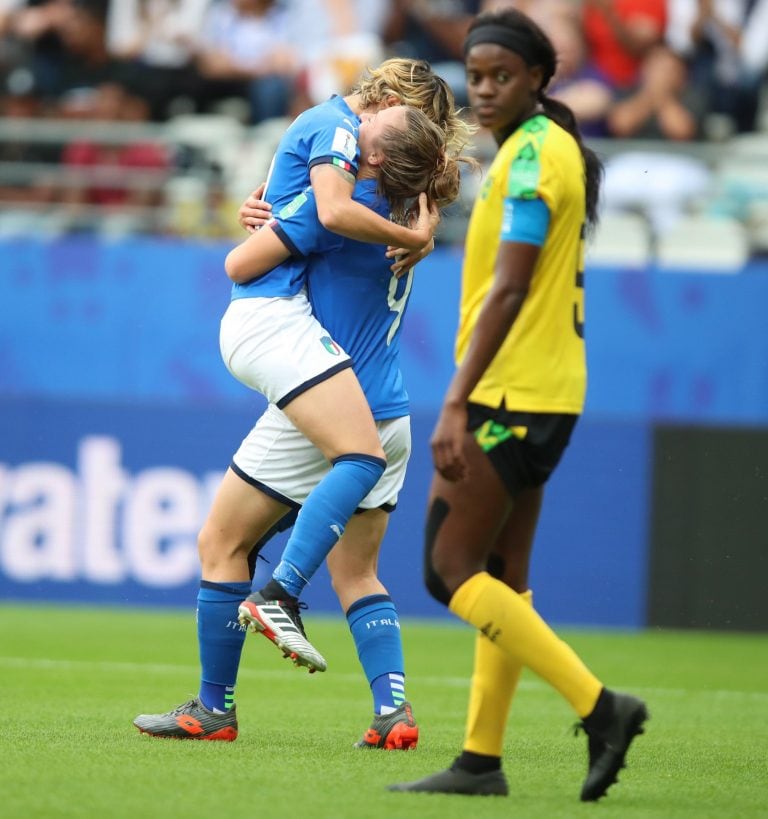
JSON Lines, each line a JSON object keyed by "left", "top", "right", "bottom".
{"left": 263, "top": 94, "right": 360, "bottom": 213}
{"left": 272, "top": 179, "right": 412, "bottom": 419}
{"left": 230, "top": 188, "right": 331, "bottom": 300}
{"left": 231, "top": 95, "right": 360, "bottom": 300}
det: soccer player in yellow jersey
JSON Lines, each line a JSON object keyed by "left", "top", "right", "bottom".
{"left": 390, "top": 8, "right": 648, "bottom": 803}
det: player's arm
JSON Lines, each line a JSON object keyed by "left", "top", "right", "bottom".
{"left": 224, "top": 222, "right": 291, "bottom": 283}
{"left": 310, "top": 163, "right": 439, "bottom": 250}
{"left": 431, "top": 196, "right": 550, "bottom": 482}
{"left": 226, "top": 187, "right": 338, "bottom": 283}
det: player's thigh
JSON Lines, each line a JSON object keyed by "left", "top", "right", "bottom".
{"left": 427, "top": 430, "right": 514, "bottom": 587}
{"left": 282, "top": 367, "right": 383, "bottom": 461}
{"left": 469, "top": 407, "right": 576, "bottom": 589}
{"left": 232, "top": 403, "right": 326, "bottom": 506}
{"left": 489, "top": 485, "right": 544, "bottom": 591}
{"left": 233, "top": 407, "right": 401, "bottom": 508}
{"left": 200, "top": 466, "right": 289, "bottom": 556}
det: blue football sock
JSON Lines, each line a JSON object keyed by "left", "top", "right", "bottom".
{"left": 197, "top": 580, "right": 252, "bottom": 712}
{"left": 371, "top": 673, "right": 406, "bottom": 715}
{"left": 346, "top": 594, "right": 406, "bottom": 715}
{"left": 272, "top": 453, "right": 386, "bottom": 597}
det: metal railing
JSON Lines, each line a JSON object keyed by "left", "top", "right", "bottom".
{"left": 1, "top": 116, "right": 767, "bottom": 250}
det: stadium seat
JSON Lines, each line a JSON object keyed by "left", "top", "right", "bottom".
{"left": 656, "top": 215, "right": 750, "bottom": 272}
{"left": 163, "top": 176, "right": 210, "bottom": 235}
{"left": 225, "top": 116, "right": 291, "bottom": 203}
{"left": 166, "top": 114, "right": 246, "bottom": 172}
{"left": 600, "top": 150, "right": 713, "bottom": 238}
{"left": 746, "top": 200, "right": 768, "bottom": 254}
{"left": 726, "top": 131, "right": 768, "bottom": 158}
{"left": 585, "top": 211, "right": 652, "bottom": 268}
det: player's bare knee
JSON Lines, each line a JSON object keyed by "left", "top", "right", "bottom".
{"left": 329, "top": 562, "right": 375, "bottom": 595}
{"left": 327, "top": 564, "right": 351, "bottom": 598}
{"left": 198, "top": 530, "right": 225, "bottom": 575}
{"left": 198, "top": 525, "right": 246, "bottom": 574}
{"left": 197, "top": 525, "right": 214, "bottom": 564}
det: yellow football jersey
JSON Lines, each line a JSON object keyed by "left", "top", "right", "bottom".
{"left": 456, "top": 114, "right": 587, "bottom": 413}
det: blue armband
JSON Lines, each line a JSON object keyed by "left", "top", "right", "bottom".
{"left": 501, "top": 196, "right": 550, "bottom": 246}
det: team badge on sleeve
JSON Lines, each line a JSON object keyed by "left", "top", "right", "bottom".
{"left": 331, "top": 127, "right": 358, "bottom": 161}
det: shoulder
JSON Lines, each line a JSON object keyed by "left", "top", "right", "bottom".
{"left": 499, "top": 117, "right": 581, "bottom": 202}
{"left": 293, "top": 98, "right": 360, "bottom": 156}
{"left": 306, "top": 96, "right": 358, "bottom": 128}
{"left": 502, "top": 116, "right": 579, "bottom": 168}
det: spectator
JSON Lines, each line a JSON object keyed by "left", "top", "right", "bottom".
{"left": 667, "top": 0, "right": 768, "bottom": 134}
{"left": 0, "top": 65, "right": 58, "bottom": 206}
{"left": 0, "top": 1, "right": 24, "bottom": 78}
{"left": 106, "top": 0, "right": 212, "bottom": 121}
{"left": 287, "top": 0, "right": 386, "bottom": 108}
{"left": 480, "top": 1, "right": 617, "bottom": 137}
{"left": 606, "top": 44, "right": 698, "bottom": 140}
{"left": 195, "top": 0, "right": 300, "bottom": 124}
{"left": 0, "top": 0, "right": 69, "bottom": 96}
{"left": 515, "top": 1, "right": 616, "bottom": 137}
{"left": 57, "top": 82, "right": 170, "bottom": 225}
{"left": 46, "top": 0, "right": 136, "bottom": 101}
{"left": 580, "top": 0, "right": 697, "bottom": 139}
{"left": 382, "top": 0, "right": 481, "bottom": 107}
{"left": 582, "top": 0, "right": 667, "bottom": 91}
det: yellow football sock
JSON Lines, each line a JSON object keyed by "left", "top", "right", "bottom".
{"left": 450, "top": 572, "right": 602, "bottom": 717}
{"left": 464, "top": 589, "right": 533, "bottom": 757}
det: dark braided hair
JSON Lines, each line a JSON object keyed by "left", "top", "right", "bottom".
{"left": 465, "top": 9, "right": 603, "bottom": 228}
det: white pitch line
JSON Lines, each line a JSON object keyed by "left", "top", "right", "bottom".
{"left": 1, "top": 655, "right": 469, "bottom": 687}
{"left": 2, "top": 655, "right": 767, "bottom": 701}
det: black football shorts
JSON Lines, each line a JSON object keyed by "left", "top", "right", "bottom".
{"left": 466, "top": 402, "right": 578, "bottom": 496}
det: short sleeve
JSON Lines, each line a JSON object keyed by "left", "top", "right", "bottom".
{"left": 305, "top": 103, "right": 360, "bottom": 176}
{"left": 504, "top": 117, "right": 561, "bottom": 213}
{"left": 272, "top": 186, "right": 344, "bottom": 257}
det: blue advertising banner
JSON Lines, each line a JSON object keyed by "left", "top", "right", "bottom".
{"left": 2, "top": 236, "right": 766, "bottom": 627}
{"left": 3, "top": 237, "right": 767, "bottom": 421}
{"left": 0, "top": 396, "right": 650, "bottom": 626}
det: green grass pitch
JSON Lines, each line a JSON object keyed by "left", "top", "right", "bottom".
{"left": 1, "top": 603, "right": 766, "bottom": 818}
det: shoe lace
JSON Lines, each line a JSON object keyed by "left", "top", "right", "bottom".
{"left": 282, "top": 599, "right": 309, "bottom": 636}
{"left": 573, "top": 720, "right": 606, "bottom": 768}
{"left": 170, "top": 699, "right": 198, "bottom": 715}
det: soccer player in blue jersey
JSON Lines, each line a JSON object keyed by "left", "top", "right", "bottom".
{"left": 215, "top": 59, "right": 473, "bottom": 673}
{"left": 133, "top": 101, "right": 469, "bottom": 747}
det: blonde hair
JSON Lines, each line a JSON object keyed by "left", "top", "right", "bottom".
{"left": 353, "top": 58, "right": 476, "bottom": 159}
{"left": 373, "top": 107, "right": 476, "bottom": 224}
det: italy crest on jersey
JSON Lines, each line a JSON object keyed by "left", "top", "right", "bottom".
{"left": 320, "top": 336, "right": 342, "bottom": 355}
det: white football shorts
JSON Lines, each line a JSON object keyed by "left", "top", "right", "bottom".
{"left": 232, "top": 403, "right": 412, "bottom": 511}
{"left": 219, "top": 291, "right": 352, "bottom": 407}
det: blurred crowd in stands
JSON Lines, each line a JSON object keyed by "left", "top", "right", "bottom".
{"left": 1, "top": 0, "right": 767, "bottom": 252}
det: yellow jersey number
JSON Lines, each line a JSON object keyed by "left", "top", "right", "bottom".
{"left": 573, "top": 224, "right": 585, "bottom": 339}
